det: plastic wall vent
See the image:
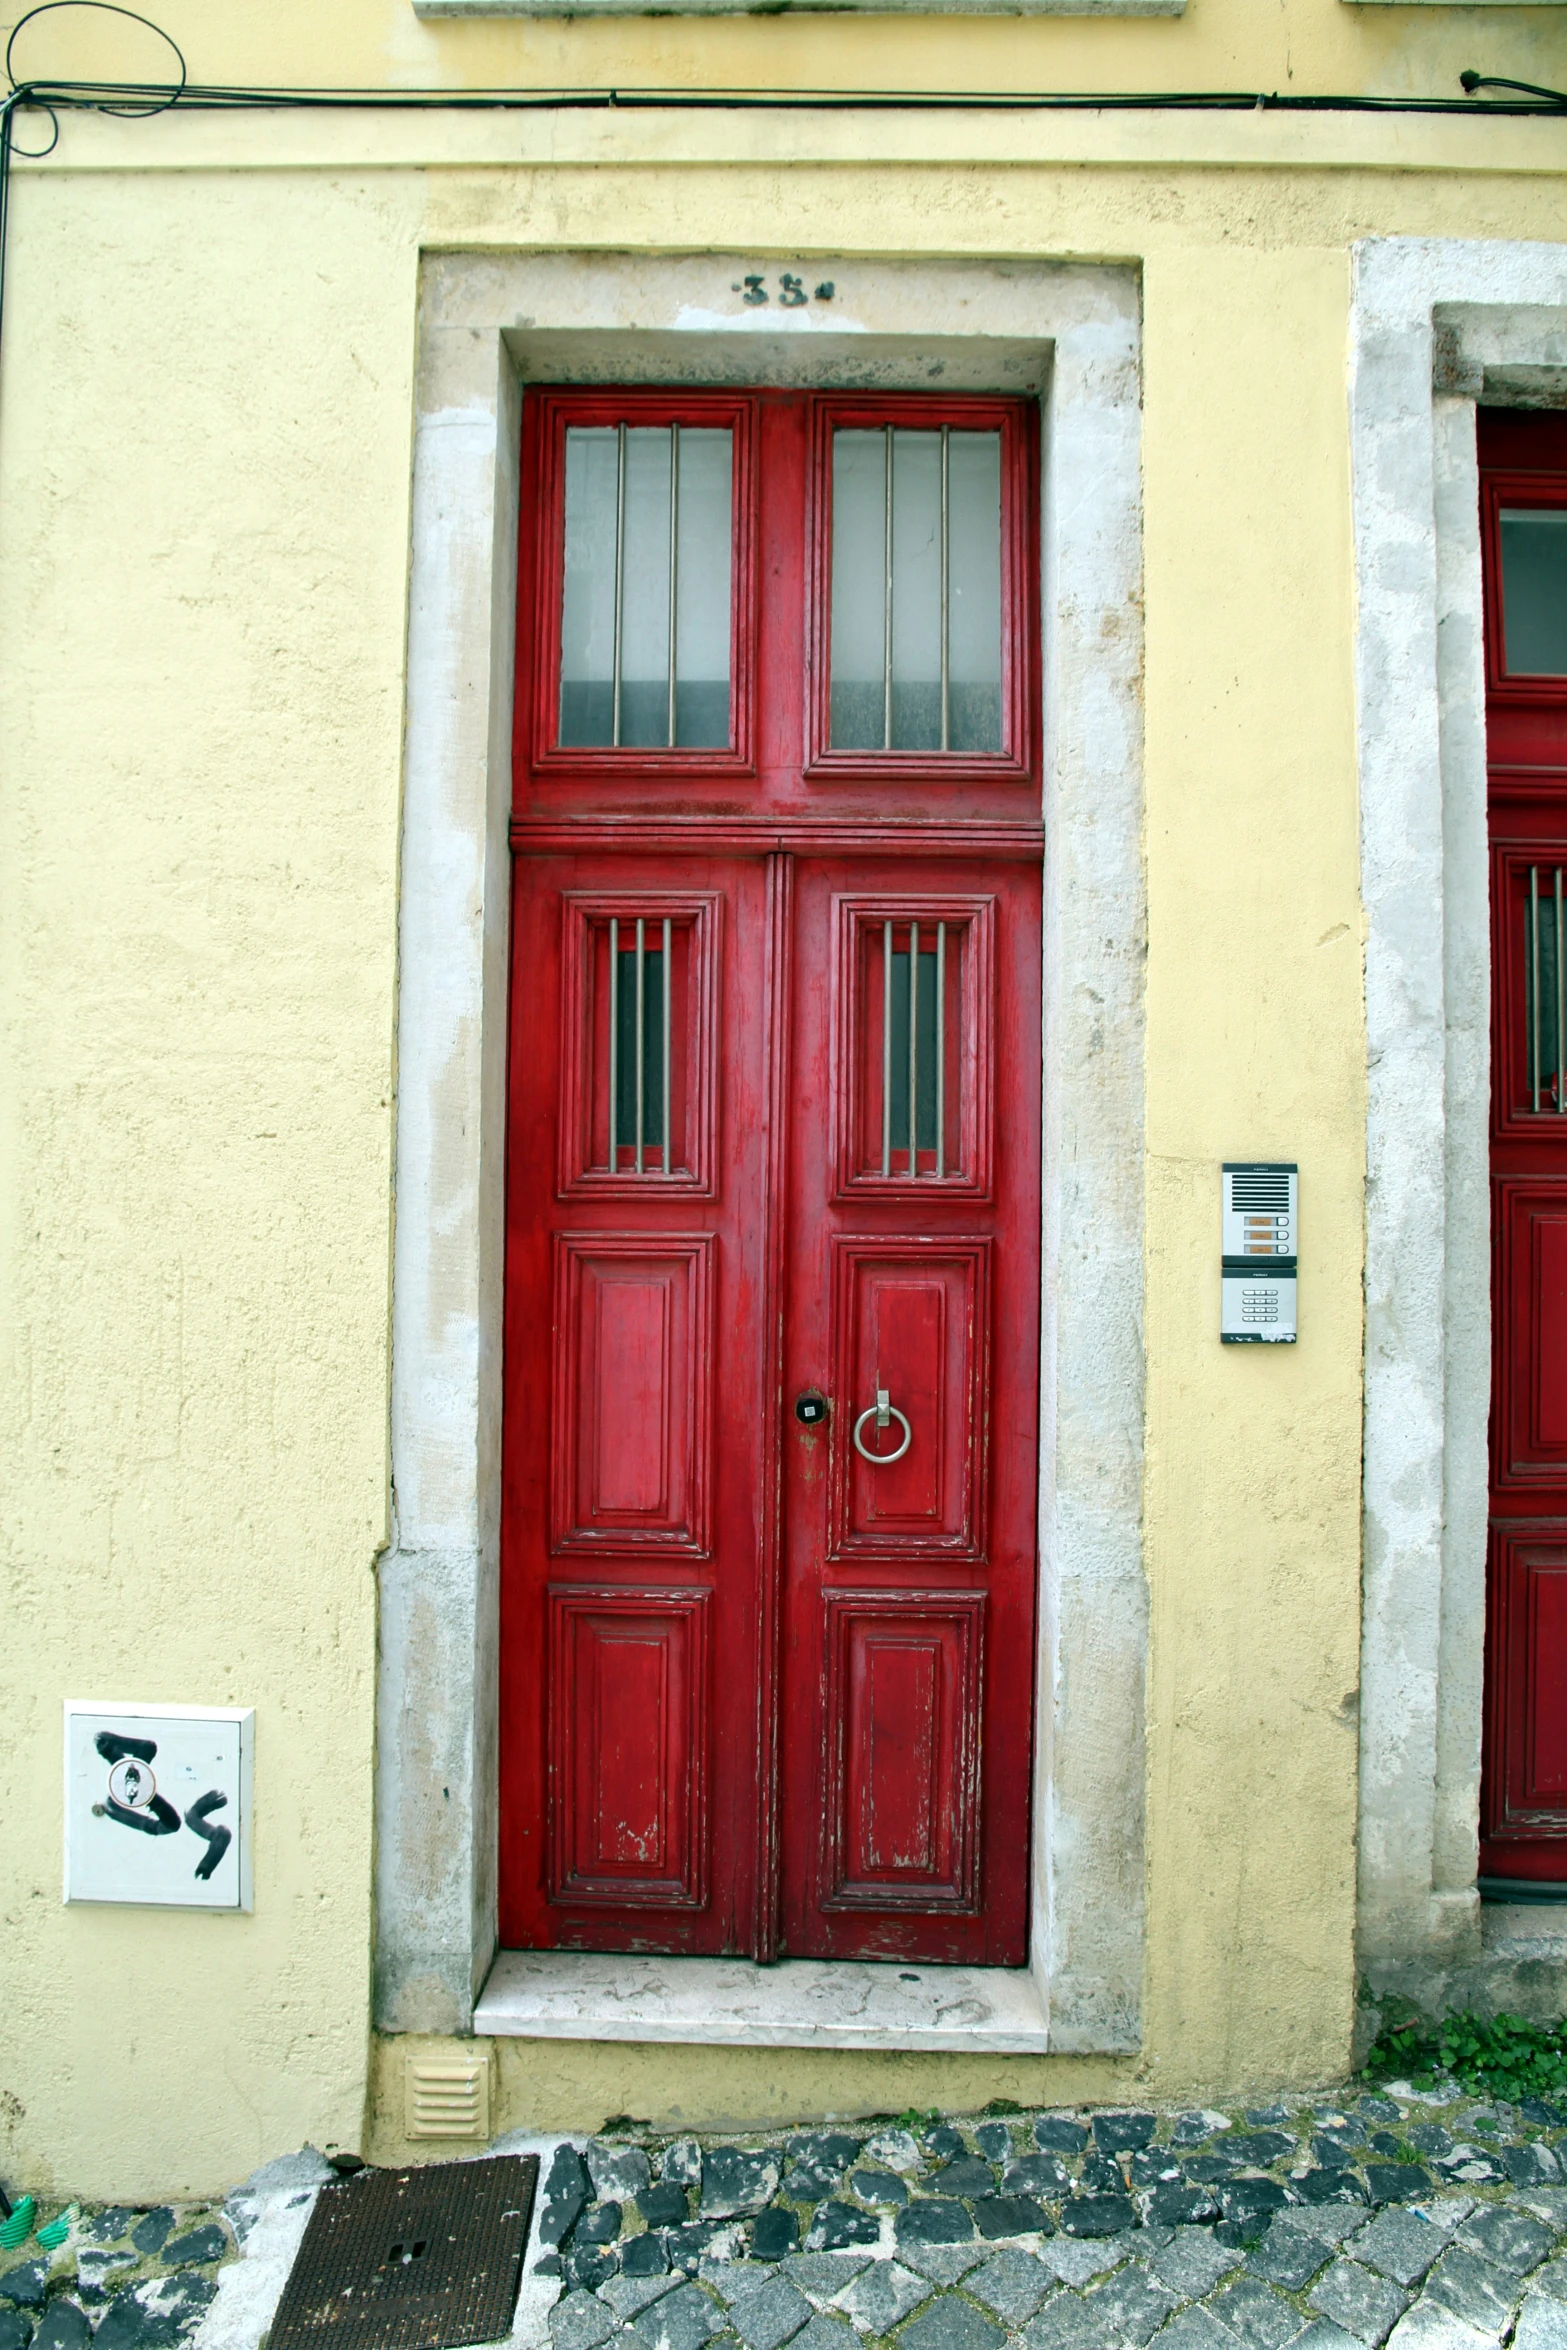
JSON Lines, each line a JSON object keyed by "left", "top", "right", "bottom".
{"left": 404, "top": 2053, "right": 490, "bottom": 2140}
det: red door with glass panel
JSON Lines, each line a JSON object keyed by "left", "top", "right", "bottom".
{"left": 499, "top": 388, "right": 1041, "bottom": 1961}
{"left": 1482, "top": 408, "right": 1567, "bottom": 1886}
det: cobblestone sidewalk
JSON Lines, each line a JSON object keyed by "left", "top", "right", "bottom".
{"left": 0, "top": 2201, "right": 234, "bottom": 2350}
{"left": 9, "top": 2085, "right": 1567, "bottom": 2350}
{"left": 538, "top": 2090, "right": 1567, "bottom": 2350}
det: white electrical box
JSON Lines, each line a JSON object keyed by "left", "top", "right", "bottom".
{"left": 1221, "top": 1162, "right": 1298, "bottom": 1344}
{"left": 64, "top": 1702, "right": 253, "bottom": 1910}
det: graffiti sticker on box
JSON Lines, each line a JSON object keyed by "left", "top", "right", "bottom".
{"left": 64, "top": 1702, "right": 253, "bottom": 1909}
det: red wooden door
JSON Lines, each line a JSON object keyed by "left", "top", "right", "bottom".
{"left": 778, "top": 860, "right": 1039, "bottom": 1963}
{"left": 499, "top": 387, "right": 1042, "bottom": 1959}
{"left": 1482, "top": 408, "right": 1567, "bottom": 1885}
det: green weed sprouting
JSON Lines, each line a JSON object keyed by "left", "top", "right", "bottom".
{"left": 1363, "top": 2004, "right": 1567, "bottom": 2102}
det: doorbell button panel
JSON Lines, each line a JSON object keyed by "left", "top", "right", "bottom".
{"left": 794, "top": 1390, "right": 829, "bottom": 1426}
{"left": 1221, "top": 1161, "right": 1298, "bottom": 1345}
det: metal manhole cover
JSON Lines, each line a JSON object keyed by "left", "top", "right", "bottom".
{"left": 269, "top": 2155, "right": 538, "bottom": 2350}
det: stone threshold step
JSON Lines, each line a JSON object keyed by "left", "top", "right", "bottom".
{"left": 474, "top": 1951, "right": 1052, "bottom": 2053}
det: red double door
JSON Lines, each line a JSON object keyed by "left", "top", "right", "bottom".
{"left": 1482, "top": 409, "right": 1567, "bottom": 1884}
{"left": 499, "top": 387, "right": 1042, "bottom": 1961}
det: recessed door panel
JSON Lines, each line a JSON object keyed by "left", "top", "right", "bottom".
{"left": 828, "top": 1238, "right": 990, "bottom": 1560}
{"left": 1531, "top": 1560, "right": 1567, "bottom": 1796}
{"left": 548, "top": 1588, "right": 709, "bottom": 1907}
{"left": 550, "top": 1236, "right": 712, "bottom": 1555}
{"left": 1487, "top": 1529, "right": 1567, "bottom": 1850}
{"left": 821, "top": 1592, "right": 984, "bottom": 1912}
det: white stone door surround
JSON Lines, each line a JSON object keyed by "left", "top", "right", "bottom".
{"left": 376, "top": 251, "right": 1148, "bottom": 2055}
{"left": 1354, "top": 237, "right": 1567, "bottom": 1999}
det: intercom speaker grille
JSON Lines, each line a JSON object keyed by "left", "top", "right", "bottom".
{"left": 1227, "top": 1171, "right": 1291, "bottom": 1212}
{"left": 267, "top": 2154, "right": 536, "bottom": 2350}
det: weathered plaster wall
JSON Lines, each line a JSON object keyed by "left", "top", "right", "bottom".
{"left": 2, "top": 50, "right": 1567, "bottom": 2193}
{"left": 1140, "top": 241, "right": 1366, "bottom": 2093}
{"left": 0, "top": 172, "right": 421, "bottom": 2198}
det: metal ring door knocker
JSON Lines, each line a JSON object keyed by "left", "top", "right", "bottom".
{"left": 852, "top": 1386, "right": 912, "bottom": 1465}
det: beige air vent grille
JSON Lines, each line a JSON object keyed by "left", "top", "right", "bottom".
{"left": 404, "top": 2052, "right": 491, "bottom": 2140}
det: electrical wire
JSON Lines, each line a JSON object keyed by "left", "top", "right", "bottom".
{"left": 1462, "top": 72, "right": 1567, "bottom": 110}
{"left": 0, "top": 0, "right": 1562, "bottom": 407}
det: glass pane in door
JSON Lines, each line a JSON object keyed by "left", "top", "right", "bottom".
{"left": 559, "top": 425, "right": 733, "bottom": 748}
{"left": 829, "top": 426, "right": 1003, "bottom": 753}
{"left": 1501, "top": 508, "right": 1567, "bottom": 677}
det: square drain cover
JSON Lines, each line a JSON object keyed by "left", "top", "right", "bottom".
{"left": 269, "top": 2155, "right": 538, "bottom": 2350}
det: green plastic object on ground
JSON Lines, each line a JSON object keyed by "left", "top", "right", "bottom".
{"left": 36, "top": 2205, "right": 78, "bottom": 2251}
{"left": 0, "top": 2196, "right": 35, "bottom": 2250}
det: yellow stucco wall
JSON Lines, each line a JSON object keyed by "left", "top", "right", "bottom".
{"left": 1, "top": 0, "right": 1564, "bottom": 2202}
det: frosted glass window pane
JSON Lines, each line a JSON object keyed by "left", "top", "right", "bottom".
{"left": 947, "top": 433, "right": 1002, "bottom": 752}
{"left": 1502, "top": 508, "right": 1567, "bottom": 677}
{"left": 675, "top": 428, "right": 732, "bottom": 748}
{"left": 829, "top": 424, "right": 1005, "bottom": 753}
{"left": 557, "top": 422, "right": 733, "bottom": 750}
{"left": 831, "top": 431, "right": 888, "bottom": 749}
{"left": 891, "top": 432, "right": 942, "bottom": 751}
{"left": 560, "top": 429, "right": 619, "bottom": 745}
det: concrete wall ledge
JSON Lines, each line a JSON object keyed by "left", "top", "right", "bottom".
{"left": 474, "top": 1950, "right": 1054, "bottom": 2052}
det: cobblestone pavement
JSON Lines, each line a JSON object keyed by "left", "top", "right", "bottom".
{"left": 10, "top": 2087, "right": 1567, "bottom": 2350}
{"left": 0, "top": 2199, "right": 236, "bottom": 2350}
{"left": 537, "top": 2090, "right": 1567, "bottom": 2350}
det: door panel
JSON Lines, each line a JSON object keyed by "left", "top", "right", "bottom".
{"left": 548, "top": 1588, "right": 710, "bottom": 1908}
{"left": 821, "top": 1591, "right": 986, "bottom": 1913}
{"left": 551, "top": 1237, "right": 712, "bottom": 1553}
{"left": 828, "top": 1239, "right": 990, "bottom": 1560}
{"left": 1487, "top": 1530, "right": 1567, "bottom": 1838}
{"left": 1494, "top": 1183, "right": 1567, "bottom": 1483}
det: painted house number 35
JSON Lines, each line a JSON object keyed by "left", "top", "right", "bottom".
{"left": 731, "top": 273, "right": 836, "bottom": 307}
